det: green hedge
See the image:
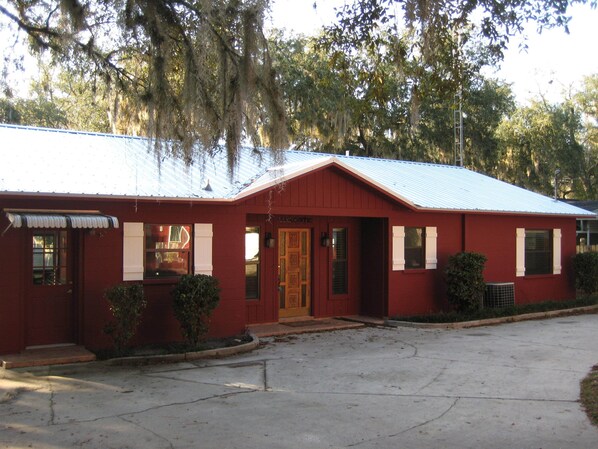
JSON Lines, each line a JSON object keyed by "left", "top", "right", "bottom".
{"left": 104, "top": 283, "right": 146, "bottom": 355}
{"left": 445, "top": 252, "right": 487, "bottom": 313}
{"left": 573, "top": 252, "right": 598, "bottom": 295}
{"left": 172, "top": 274, "right": 220, "bottom": 349}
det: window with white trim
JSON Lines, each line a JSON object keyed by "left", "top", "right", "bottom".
{"left": 144, "top": 224, "right": 192, "bottom": 278}
{"left": 123, "top": 222, "right": 213, "bottom": 281}
{"left": 516, "top": 228, "right": 561, "bottom": 276}
{"left": 392, "top": 226, "right": 437, "bottom": 271}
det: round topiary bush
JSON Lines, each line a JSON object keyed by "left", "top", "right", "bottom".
{"left": 445, "top": 252, "right": 487, "bottom": 313}
{"left": 573, "top": 252, "right": 598, "bottom": 295}
{"left": 172, "top": 274, "right": 220, "bottom": 348}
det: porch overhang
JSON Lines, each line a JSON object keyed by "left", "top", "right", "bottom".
{"left": 5, "top": 210, "right": 119, "bottom": 229}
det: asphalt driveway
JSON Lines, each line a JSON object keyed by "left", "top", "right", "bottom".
{"left": 1, "top": 314, "right": 598, "bottom": 449}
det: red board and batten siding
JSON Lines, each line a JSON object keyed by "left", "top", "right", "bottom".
{"left": 465, "top": 214, "right": 577, "bottom": 304}
{"left": 242, "top": 166, "right": 397, "bottom": 216}
{"left": 240, "top": 166, "right": 403, "bottom": 324}
{"left": 0, "top": 196, "right": 248, "bottom": 354}
{"left": 0, "top": 163, "right": 581, "bottom": 354}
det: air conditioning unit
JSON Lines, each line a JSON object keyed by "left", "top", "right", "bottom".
{"left": 484, "top": 282, "right": 515, "bottom": 308}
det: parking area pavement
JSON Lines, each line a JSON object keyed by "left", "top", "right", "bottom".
{"left": 1, "top": 314, "right": 598, "bottom": 449}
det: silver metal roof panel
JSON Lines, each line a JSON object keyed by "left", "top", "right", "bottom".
{"left": 0, "top": 124, "right": 592, "bottom": 217}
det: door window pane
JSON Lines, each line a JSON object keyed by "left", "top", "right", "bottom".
{"left": 32, "top": 231, "right": 68, "bottom": 285}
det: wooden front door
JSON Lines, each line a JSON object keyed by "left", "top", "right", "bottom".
{"left": 278, "top": 228, "right": 311, "bottom": 319}
{"left": 27, "top": 230, "right": 75, "bottom": 346}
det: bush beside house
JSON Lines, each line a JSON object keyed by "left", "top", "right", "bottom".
{"left": 172, "top": 274, "right": 221, "bottom": 349}
{"left": 573, "top": 252, "right": 598, "bottom": 295}
{"left": 445, "top": 252, "right": 488, "bottom": 313}
{"left": 104, "top": 284, "right": 147, "bottom": 355}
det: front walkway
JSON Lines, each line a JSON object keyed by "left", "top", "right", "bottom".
{"left": 1, "top": 315, "right": 597, "bottom": 448}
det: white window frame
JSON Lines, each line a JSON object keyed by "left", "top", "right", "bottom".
{"left": 392, "top": 225, "right": 437, "bottom": 271}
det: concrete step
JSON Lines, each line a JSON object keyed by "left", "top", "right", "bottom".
{"left": 1, "top": 345, "right": 96, "bottom": 369}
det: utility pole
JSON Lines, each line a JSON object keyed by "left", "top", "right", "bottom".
{"left": 453, "top": 29, "right": 464, "bottom": 167}
{"left": 454, "top": 91, "right": 464, "bottom": 166}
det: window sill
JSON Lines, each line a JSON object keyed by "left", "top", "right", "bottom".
{"left": 142, "top": 277, "right": 182, "bottom": 285}
{"left": 403, "top": 269, "right": 428, "bottom": 274}
{"left": 522, "top": 273, "right": 558, "bottom": 279}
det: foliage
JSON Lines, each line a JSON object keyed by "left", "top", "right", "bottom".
{"left": 0, "top": 0, "right": 287, "bottom": 171}
{"left": 580, "top": 364, "right": 598, "bottom": 427}
{"left": 573, "top": 252, "right": 598, "bottom": 295}
{"left": 445, "top": 252, "right": 488, "bottom": 313}
{"left": 104, "top": 283, "right": 147, "bottom": 355}
{"left": 393, "top": 295, "right": 598, "bottom": 322}
{"left": 272, "top": 30, "right": 514, "bottom": 164}
{"left": 172, "top": 274, "right": 220, "bottom": 348}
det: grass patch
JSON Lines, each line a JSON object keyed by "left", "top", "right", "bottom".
{"left": 392, "top": 296, "right": 598, "bottom": 323}
{"left": 581, "top": 365, "right": 598, "bottom": 426}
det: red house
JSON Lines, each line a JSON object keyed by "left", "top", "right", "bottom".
{"left": 0, "top": 124, "right": 593, "bottom": 354}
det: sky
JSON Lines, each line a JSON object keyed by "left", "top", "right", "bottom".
{"left": 267, "top": 0, "right": 598, "bottom": 103}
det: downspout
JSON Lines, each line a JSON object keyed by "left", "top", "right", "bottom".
{"left": 461, "top": 214, "right": 467, "bottom": 252}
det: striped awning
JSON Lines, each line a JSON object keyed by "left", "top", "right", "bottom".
{"left": 6, "top": 212, "right": 119, "bottom": 229}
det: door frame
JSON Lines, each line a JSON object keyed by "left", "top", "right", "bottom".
{"left": 277, "top": 227, "right": 312, "bottom": 319}
{"left": 25, "top": 228, "right": 79, "bottom": 347}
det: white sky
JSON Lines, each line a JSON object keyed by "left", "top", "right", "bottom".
{"left": 268, "top": 0, "right": 598, "bottom": 103}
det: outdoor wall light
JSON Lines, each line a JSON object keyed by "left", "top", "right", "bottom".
{"left": 321, "top": 232, "right": 330, "bottom": 247}
{"left": 265, "top": 232, "right": 275, "bottom": 248}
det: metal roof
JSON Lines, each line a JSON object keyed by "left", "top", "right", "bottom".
{"left": 0, "top": 124, "right": 593, "bottom": 217}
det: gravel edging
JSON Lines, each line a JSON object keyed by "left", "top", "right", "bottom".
{"left": 105, "top": 333, "right": 260, "bottom": 366}
{"left": 385, "top": 304, "right": 598, "bottom": 329}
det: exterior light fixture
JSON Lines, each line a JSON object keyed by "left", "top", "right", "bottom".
{"left": 321, "top": 232, "right": 330, "bottom": 247}
{"left": 265, "top": 232, "right": 275, "bottom": 248}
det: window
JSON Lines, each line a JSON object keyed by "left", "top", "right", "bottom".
{"left": 524, "top": 230, "right": 552, "bottom": 275}
{"left": 32, "top": 231, "right": 68, "bottom": 285}
{"left": 392, "top": 226, "right": 437, "bottom": 271}
{"left": 516, "top": 228, "right": 561, "bottom": 277}
{"left": 144, "top": 224, "right": 191, "bottom": 278}
{"left": 332, "top": 228, "right": 348, "bottom": 295}
{"left": 405, "top": 227, "right": 425, "bottom": 269}
{"left": 245, "top": 227, "right": 260, "bottom": 299}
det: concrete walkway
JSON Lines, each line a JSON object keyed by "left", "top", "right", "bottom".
{"left": 1, "top": 315, "right": 597, "bottom": 448}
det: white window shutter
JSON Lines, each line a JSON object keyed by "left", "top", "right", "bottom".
{"left": 553, "top": 228, "right": 561, "bottom": 275}
{"left": 425, "top": 226, "right": 438, "bottom": 269}
{"left": 123, "top": 222, "right": 144, "bottom": 281}
{"left": 516, "top": 228, "right": 525, "bottom": 277}
{"left": 392, "top": 226, "right": 405, "bottom": 271}
{"left": 194, "top": 223, "right": 213, "bottom": 275}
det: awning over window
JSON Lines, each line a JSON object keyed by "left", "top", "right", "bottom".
{"left": 6, "top": 212, "right": 119, "bottom": 229}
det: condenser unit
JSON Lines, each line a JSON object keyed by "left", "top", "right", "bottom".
{"left": 484, "top": 282, "right": 515, "bottom": 308}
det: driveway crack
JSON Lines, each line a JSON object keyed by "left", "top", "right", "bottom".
{"left": 346, "top": 397, "right": 460, "bottom": 447}
{"left": 119, "top": 415, "right": 174, "bottom": 449}
{"left": 47, "top": 377, "right": 55, "bottom": 426}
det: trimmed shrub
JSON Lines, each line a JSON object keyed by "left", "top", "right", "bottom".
{"left": 573, "top": 252, "right": 598, "bottom": 295}
{"left": 172, "top": 274, "right": 220, "bottom": 348}
{"left": 104, "top": 284, "right": 146, "bottom": 354}
{"left": 445, "top": 252, "right": 487, "bottom": 313}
